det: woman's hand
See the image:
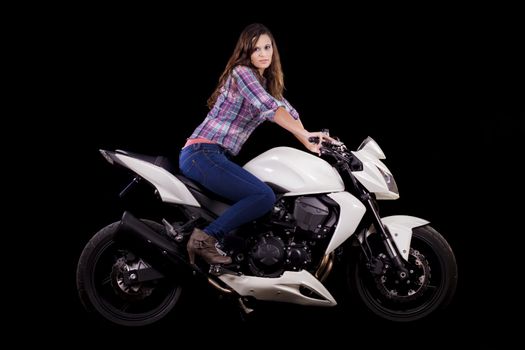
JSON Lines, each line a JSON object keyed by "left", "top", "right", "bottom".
{"left": 272, "top": 108, "right": 337, "bottom": 156}
{"left": 303, "top": 131, "right": 337, "bottom": 155}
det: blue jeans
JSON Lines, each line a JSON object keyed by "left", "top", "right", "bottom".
{"left": 179, "top": 143, "right": 276, "bottom": 240}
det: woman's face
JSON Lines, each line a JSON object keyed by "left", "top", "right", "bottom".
{"left": 250, "top": 34, "right": 273, "bottom": 74}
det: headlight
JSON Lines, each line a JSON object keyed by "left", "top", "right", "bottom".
{"left": 376, "top": 166, "right": 399, "bottom": 194}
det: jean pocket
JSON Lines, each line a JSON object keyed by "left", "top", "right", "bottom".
{"left": 185, "top": 158, "right": 207, "bottom": 183}
{"left": 179, "top": 150, "right": 202, "bottom": 173}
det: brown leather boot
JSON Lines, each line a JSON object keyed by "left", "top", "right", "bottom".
{"left": 187, "top": 228, "right": 232, "bottom": 265}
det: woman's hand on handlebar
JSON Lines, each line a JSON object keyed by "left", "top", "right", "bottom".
{"left": 305, "top": 131, "right": 338, "bottom": 155}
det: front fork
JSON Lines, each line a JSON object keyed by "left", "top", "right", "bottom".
{"left": 341, "top": 165, "right": 409, "bottom": 279}
{"left": 363, "top": 194, "right": 409, "bottom": 280}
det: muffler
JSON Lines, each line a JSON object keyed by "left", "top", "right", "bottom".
{"left": 114, "top": 211, "right": 192, "bottom": 276}
{"left": 114, "top": 212, "right": 236, "bottom": 294}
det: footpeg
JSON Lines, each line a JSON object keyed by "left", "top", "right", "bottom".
{"left": 209, "top": 264, "right": 237, "bottom": 276}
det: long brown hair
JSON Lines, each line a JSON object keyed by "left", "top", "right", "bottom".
{"left": 207, "top": 23, "right": 284, "bottom": 109}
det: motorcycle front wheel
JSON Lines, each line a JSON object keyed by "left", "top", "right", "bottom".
{"left": 76, "top": 220, "right": 183, "bottom": 327}
{"left": 347, "top": 224, "right": 458, "bottom": 322}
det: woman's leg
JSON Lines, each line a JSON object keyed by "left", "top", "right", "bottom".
{"left": 179, "top": 144, "right": 275, "bottom": 240}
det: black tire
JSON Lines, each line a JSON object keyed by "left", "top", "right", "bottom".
{"left": 347, "top": 224, "right": 458, "bottom": 322}
{"left": 76, "top": 220, "right": 184, "bottom": 327}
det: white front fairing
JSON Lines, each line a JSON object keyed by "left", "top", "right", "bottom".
{"left": 352, "top": 140, "right": 399, "bottom": 200}
{"left": 218, "top": 270, "right": 337, "bottom": 306}
{"left": 243, "top": 147, "right": 344, "bottom": 196}
{"left": 325, "top": 192, "right": 366, "bottom": 254}
{"left": 114, "top": 153, "right": 200, "bottom": 207}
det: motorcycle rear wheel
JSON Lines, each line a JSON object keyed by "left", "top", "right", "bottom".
{"left": 77, "top": 220, "right": 183, "bottom": 327}
{"left": 347, "top": 224, "right": 458, "bottom": 322}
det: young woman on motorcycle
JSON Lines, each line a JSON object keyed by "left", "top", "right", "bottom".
{"left": 180, "top": 23, "right": 334, "bottom": 265}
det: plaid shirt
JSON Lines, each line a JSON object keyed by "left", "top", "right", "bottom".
{"left": 190, "top": 65, "right": 300, "bottom": 155}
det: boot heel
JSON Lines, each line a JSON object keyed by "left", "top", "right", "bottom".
{"left": 188, "top": 248, "right": 195, "bottom": 265}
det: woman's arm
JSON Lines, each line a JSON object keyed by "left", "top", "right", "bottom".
{"left": 232, "top": 66, "right": 295, "bottom": 120}
{"left": 273, "top": 107, "right": 333, "bottom": 155}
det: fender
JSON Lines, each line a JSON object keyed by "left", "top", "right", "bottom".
{"left": 367, "top": 215, "right": 429, "bottom": 261}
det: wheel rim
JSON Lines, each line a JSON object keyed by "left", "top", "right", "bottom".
{"left": 89, "top": 239, "right": 182, "bottom": 323}
{"left": 353, "top": 233, "right": 448, "bottom": 320}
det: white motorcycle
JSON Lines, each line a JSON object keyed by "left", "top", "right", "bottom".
{"left": 76, "top": 135, "right": 458, "bottom": 326}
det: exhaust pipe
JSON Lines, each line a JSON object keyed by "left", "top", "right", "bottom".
{"left": 114, "top": 212, "right": 235, "bottom": 295}
{"left": 114, "top": 211, "right": 192, "bottom": 276}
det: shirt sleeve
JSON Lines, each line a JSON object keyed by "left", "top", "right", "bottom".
{"left": 282, "top": 97, "right": 300, "bottom": 120}
{"left": 232, "top": 65, "right": 297, "bottom": 121}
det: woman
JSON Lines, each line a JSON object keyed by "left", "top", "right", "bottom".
{"left": 180, "top": 23, "right": 332, "bottom": 266}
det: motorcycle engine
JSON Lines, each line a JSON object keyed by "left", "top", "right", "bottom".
{"left": 246, "top": 196, "right": 333, "bottom": 277}
{"left": 247, "top": 233, "right": 312, "bottom": 277}
{"left": 293, "top": 196, "right": 333, "bottom": 239}
{"left": 248, "top": 233, "right": 286, "bottom": 277}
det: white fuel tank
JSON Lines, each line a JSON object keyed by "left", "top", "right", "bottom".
{"left": 243, "top": 147, "right": 344, "bottom": 196}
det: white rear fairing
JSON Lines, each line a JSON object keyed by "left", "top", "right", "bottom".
{"left": 114, "top": 153, "right": 200, "bottom": 207}
{"left": 366, "top": 215, "right": 430, "bottom": 260}
{"left": 325, "top": 192, "right": 366, "bottom": 254}
{"left": 218, "top": 270, "right": 337, "bottom": 306}
{"left": 244, "top": 147, "right": 344, "bottom": 196}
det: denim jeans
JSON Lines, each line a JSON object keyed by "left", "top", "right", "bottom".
{"left": 179, "top": 143, "right": 276, "bottom": 240}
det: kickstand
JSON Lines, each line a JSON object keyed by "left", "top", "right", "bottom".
{"left": 238, "top": 297, "right": 254, "bottom": 315}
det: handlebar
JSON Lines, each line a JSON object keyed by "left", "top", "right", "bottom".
{"left": 308, "top": 128, "right": 332, "bottom": 145}
{"left": 307, "top": 133, "right": 361, "bottom": 170}
{"left": 308, "top": 136, "right": 341, "bottom": 147}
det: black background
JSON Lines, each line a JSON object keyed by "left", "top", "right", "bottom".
{"left": 30, "top": 7, "right": 523, "bottom": 346}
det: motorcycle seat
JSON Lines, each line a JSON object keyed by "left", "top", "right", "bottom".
{"left": 115, "top": 150, "right": 177, "bottom": 174}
